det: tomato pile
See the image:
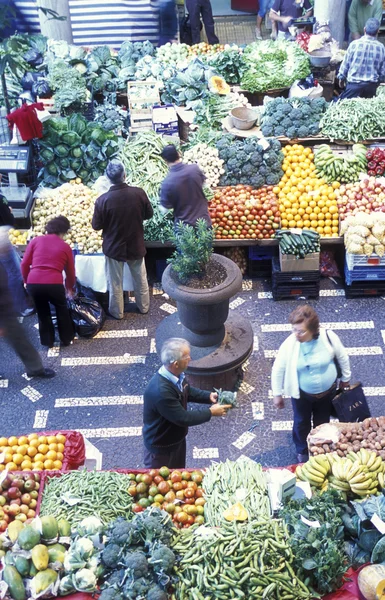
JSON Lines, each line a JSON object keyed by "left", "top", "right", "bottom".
{"left": 209, "top": 185, "right": 280, "bottom": 240}
{"left": 127, "top": 467, "right": 205, "bottom": 528}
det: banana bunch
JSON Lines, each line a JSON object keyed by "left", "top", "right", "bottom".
{"left": 296, "top": 455, "right": 330, "bottom": 488}
{"left": 325, "top": 450, "right": 383, "bottom": 497}
{"left": 314, "top": 143, "right": 367, "bottom": 184}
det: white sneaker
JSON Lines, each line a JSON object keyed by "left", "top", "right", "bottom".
{"left": 255, "top": 28, "right": 262, "bottom": 40}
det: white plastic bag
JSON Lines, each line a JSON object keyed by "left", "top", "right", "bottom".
{"left": 289, "top": 81, "right": 324, "bottom": 99}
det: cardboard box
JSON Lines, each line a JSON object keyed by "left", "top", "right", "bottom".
{"left": 280, "top": 251, "right": 320, "bottom": 272}
{"left": 266, "top": 468, "right": 297, "bottom": 512}
{"left": 152, "top": 104, "right": 178, "bottom": 136}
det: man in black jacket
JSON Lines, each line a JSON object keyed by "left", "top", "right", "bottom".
{"left": 143, "top": 338, "right": 231, "bottom": 468}
{"left": 92, "top": 161, "right": 153, "bottom": 319}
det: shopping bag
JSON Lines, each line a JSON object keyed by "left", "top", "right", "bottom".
{"left": 67, "top": 293, "right": 105, "bottom": 338}
{"left": 332, "top": 383, "right": 371, "bottom": 423}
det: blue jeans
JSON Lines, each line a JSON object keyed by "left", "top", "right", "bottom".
{"left": 0, "top": 246, "right": 30, "bottom": 314}
{"left": 291, "top": 383, "right": 336, "bottom": 454}
{"left": 258, "top": 0, "right": 274, "bottom": 18}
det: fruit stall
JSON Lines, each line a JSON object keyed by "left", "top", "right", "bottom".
{"left": 1, "top": 425, "right": 385, "bottom": 600}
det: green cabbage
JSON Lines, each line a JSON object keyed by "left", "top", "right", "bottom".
{"left": 40, "top": 148, "right": 55, "bottom": 163}
{"left": 71, "top": 146, "right": 83, "bottom": 158}
{"left": 61, "top": 131, "right": 81, "bottom": 147}
{"left": 54, "top": 144, "right": 69, "bottom": 158}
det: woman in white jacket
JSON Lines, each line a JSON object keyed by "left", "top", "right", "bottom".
{"left": 272, "top": 305, "right": 351, "bottom": 463}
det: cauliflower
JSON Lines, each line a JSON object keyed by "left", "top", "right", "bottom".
{"left": 347, "top": 242, "right": 364, "bottom": 254}
{"left": 363, "top": 243, "right": 374, "bottom": 256}
{"left": 355, "top": 213, "right": 374, "bottom": 228}
{"left": 349, "top": 225, "right": 370, "bottom": 238}
{"left": 375, "top": 244, "right": 385, "bottom": 257}
{"left": 372, "top": 224, "right": 385, "bottom": 240}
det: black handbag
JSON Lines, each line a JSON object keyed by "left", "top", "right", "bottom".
{"left": 332, "top": 382, "right": 371, "bottom": 423}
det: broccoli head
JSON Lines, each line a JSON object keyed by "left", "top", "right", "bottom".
{"left": 102, "top": 544, "right": 122, "bottom": 569}
{"left": 243, "top": 142, "right": 256, "bottom": 154}
{"left": 290, "top": 108, "right": 302, "bottom": 121}
{"left": 124, "top": 551, "right": 149, "bottom": 580}
{"left": 299, "top": 104, "right": 311, "bottom": 119}
{"left": 258, "top": 164, "right": 267, "bottom": 176}
{"left": 241, "top": 163, "right": 254, "bottom": 176}
{"left": 147, "top": 585, "right": 168, "bottom": 600}
{"left": 273, "top": 126, "right": 285, "bottom": 137}
{"left": 280, "top": 103, "right": 292, "bottom": 115}
{"left": 281, "top": 117, "right": 292, "bottom": 130}
{"left": 309, "top": 123, "right": 320, "bottom": 136}
{"left": 218, "top": 148, "right": 229, "bottom": 160}
{"left": 261, "top": 124, "right": 274, "bottom": 137}
{"left": 148, "top": 545, "right": 176, "bottom": 575}
{"left": 103, "top": 569, "right": 126, "bottom": 588}
{"left": 250, "top": 174, "right": 265, "bottom": 188}
{"left": 122, "top": 577, "right": 151, "bottom": 600}
{"left": 297, "top": 125, "right": 309, "bottom": 138}
{"left": 312, "top": 97, "right": 327, "bottom": 111}
{"left": 250, "top": 152, "right": 263, "bottom": 165}
{"left": 266, "top": 173, "right": 281, "bottom": 185}
{"left": 286, "top": 126, "right": 298, "bottom": 139}
{"left": 108, "top": 518, "right": 141, "bottom": 547}
{"left": 270, "top": 139, "right": 282, "bottom": 152}
{"left": 227, "top": 158, "right": 240, "bottom": 172}
{"left": 227, "top": 146, "right": 238, "bottom": 159}
{"left": 236, "top": 150, "right": 247, "bottom": 163}
{"left": 98, "top": 587, "right": 123, "bottom": 600}
{"left": 263, "top": 153, "right": 276, "bottom": 167}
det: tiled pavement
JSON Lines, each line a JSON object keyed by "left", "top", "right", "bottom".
{"left": 2, "top": 274, "right": 385, "bottom": 470}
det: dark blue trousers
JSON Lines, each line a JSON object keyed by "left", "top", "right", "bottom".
{"left": 339, "top": 82, "right": 378, "bottom": 100}
{"left": 291, "top": 384, "right": 336, "bottom": 454}
{"left": 185, "top": 0, "right": 219, "bottom": 45}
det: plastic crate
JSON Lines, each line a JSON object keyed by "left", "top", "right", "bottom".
{"left": 272, "top": 257, "right": 320, "bottom": 284}
{"left": 248, "top": 258, "right": 271, "bottom": 278}
{"left": 346, "top": 252, "right": 385, "bottom": 270}
{"left": 272, "top": 283, "right": 320, "bottom": 301}
{"left": 156, "top": 259, "right": 168, "bottom": 281}
{"left": 345, "top": 262, "right": 385, "bottom": 285}
{"left": 345, "top": 280, "right": 385, "bottom": 298}
{"left": 248, "top": 246, "right": 276, "bottom": 260}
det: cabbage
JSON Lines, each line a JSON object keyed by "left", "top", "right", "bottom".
{"left": 59, "top": 158, "right": 70, "bottom": 169}
{"left": 62, "top": 132, "right": 81, "bottom": 147}
{"left": 70, "top": 158, "right": 82, "bottom": 171}
{"left": 40, "top": 148, "right": 55, "bottom": 163}
{"left": 54, "top": 144, "right": 69, "bottom": 158}
{"left": 46, "top": 163, "right": 59, "bottom": 176}
{"left": 59, "top": 575, "right": 75, "bottom": 596}
{"left": 61, "top": 169, "right": 77, "bottom": 181}
{"left": 73, "top": 568, "right": 97, "bottom": 593}
{"left": 71, "top": 146, "right": 83, "bottom": 158}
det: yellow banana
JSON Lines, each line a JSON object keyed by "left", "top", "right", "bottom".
{"left": 328, "top": 477, "right": 350, "bottom": 491}
{"left": 366, "top": 451, "right": 377, "bottom": 469}
{"left": 350, "top": 479, "right": 372, "bottom": 490}
{"left": 360, "top": 448, "right": 370, "bottom": 465}
{"left": 349, "top": 472, "right": 368, "bottom": 485}
{"left": 301, "top": 468, "right": 324, "bottom": 485}
{"left": 308, "top": 457, "right": 328, "bottom": 477}
{"left": 303, "top": 464, "right": 326, "bottom": 480}
{"left": 378, "top": 472, "right": 384, "bottom": 488}
{"left": 345, "top": 462, "right": 362, "bottom": 481}
{"left": 312, "top": 455, "right": 331, "bottom": 473}
{"left": 369, "top": 457, "right": 383, "bottom": 472}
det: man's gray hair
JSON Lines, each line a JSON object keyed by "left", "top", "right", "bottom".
{"left": 161, "top": 338, "right": 190, "bottom": 365}
{"left": 106, "top": 160, "right": 125, "bottom": 184}
{"left": 365, "top": 17, "right": 380, "bottom": 36}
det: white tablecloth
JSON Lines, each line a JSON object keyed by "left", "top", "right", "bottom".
{"left": 75, "top": 254, "right": 134, "bottom": 293}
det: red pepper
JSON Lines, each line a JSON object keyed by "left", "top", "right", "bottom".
{"left": 368, "top": 161, "right": 377, "bottom": 169}
{"left": 376, "top": 166, "right": 384, "bottom": 175}
{"left": 379, "top": 161, "right": 385, "bottom": 169}
{"left": 368, "top": 170, "right": 377, "bottom": 176}
{"left": 366, "top": 150, "right": 374, "bottom": 160}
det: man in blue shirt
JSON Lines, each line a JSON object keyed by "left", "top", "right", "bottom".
{"left": 338, "top": 17, "right": 385, "bottom": 99}
{"left": 270, "top": 0, "right": 312, "bottom": 39}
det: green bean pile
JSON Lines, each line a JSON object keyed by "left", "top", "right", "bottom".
{"left": 203, "top": 458, "right": 270, "bottom": 526}
{"left": 171, "top": 520, "right": 311, "bottom": 600}
{"left": 320, "top": 98, "right": 385, "bottom": 142}
{"left": 39, "top": 470, "right": 133, "bottom": 526}
{"left": 119, "top": 130, "right": 169, "bottom": 201}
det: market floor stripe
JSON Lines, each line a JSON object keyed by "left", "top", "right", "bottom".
{"left": 272, "top": 421, "right": 294, "bottom": 431}
{"left": 363, "top": 387, "right": 385, "bottom": 397}
{"left": 61, "top": 355, "right": 146, "bottom": 366}
{"left": 258, "top": 290, "right": 345, "bottom": 299}
{"left": 264, "top": 346, "right": 383, "bottom": 358}
{"left": 33, "top": 410, "right": 49, "bottom": 429}
{"left": 77, "top": 427, "right": 142, "bottom": 438}
{"left": 55, "top": 396, "right": 143, "bottom": 407}
{"left": 261, "top": 321, "right": 374, "bottom": 332}
{"left": 94, "top": 329, "right": 148, "bottom": 339}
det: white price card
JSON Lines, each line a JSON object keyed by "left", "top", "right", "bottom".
{"left": 371, "top": 513, "right": 385, "bottom": 535}
{"left": 258, "top": 138, "right": 270, "bottom": 151}
{"left": 301, "top": 515, "right": 321, "bottom": 528}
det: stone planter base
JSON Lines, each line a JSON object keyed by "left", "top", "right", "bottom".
{"left": 156, "top": 312, "right": 253, "bottom": 391}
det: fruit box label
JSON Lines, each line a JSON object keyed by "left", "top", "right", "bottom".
{"left": 371, "top": 513, "right": 385, "bottom": 534}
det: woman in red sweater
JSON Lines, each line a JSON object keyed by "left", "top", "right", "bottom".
{"left": 21, "top": 216, "right": 75, "bottom": 348}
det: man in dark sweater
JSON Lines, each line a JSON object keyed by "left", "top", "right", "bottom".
{"left": 143, "top": 338, "right": 231, "bottom": 468}
{"left": 159, "top": 145, "right": 211, "bottom": 227}
{"left": 92, "top": 161, "right": 153, "bottom": 319}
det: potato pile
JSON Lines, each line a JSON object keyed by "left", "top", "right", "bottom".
{"left": 309, "top": 417, "right": 385, "bottom": 460}
{"left": 222, "top": 247, "right": 247, "bottom": 275}
{"left": 32, "top": 181, "right": 102, "bottom": 254}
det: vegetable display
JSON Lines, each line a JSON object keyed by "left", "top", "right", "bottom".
{"left": 340, "top": 212, "right": 385, "bottom": 256}
{"left": 0, "top": 473, "right": 40, "bottom": 531}
{"left": 207, "top": 47, "right": 244, "bottom": 84}
{"left": 216, "top": 135, "right": 284, "bottom": 188}
{"left": 320, "top": 98, "right": 385, "bottom": 142}
{"left": 182, "top": 143, "right": 224, "bottom": 189}
{"left": 39, "top": 114, "right": 119, "bottom": 188}
{"left": 190, "top": 90, "right": 251, "bottom": 129}
{"left": 261, "top": 97, "right": 328, "bottom": 139}
{"left": 32, "top": 182, "right": 102, "bottom": 254}
{"left": 161, "top": 59, "right": 212, "bottom": 106}
{"left": 125, "top": 468, "right": 205, "bottom": 528}
{"left": 276, "top": 229, "right": 320, "bottom": 257}
{"left": 172, "top": 519, "right": 311, "bottom": 600}
{"left": 241, "top": 39, "right": 310, "bottom": 93}
{"left": 315, "top": 144, "right": 368, "bottom": 183}
{"left": 202, "top": 458, "right": 270, "bottom": 526}
{"left": 337, "top": 177, "right": 385, "bottom": 222}
{"left": 209, "top": 185, "right": 280, "bottom": 240}
{"left": 39, "top": 470, "right": 134, "bottom": 526}
{"left": 309, "top": 417, "right": 385, "bottom": 459}
{"left": 277, "top": 144, "right": 340, "bottom": 237}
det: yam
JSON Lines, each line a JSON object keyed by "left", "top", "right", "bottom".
{"left": 375, "top": 442, "right": 382, "bottom": 450}
{"left": 323, "top": 444, "right": 331, "bottom": 452}
{"left": 363, "top": 418, "right": 371, "bottom": 429}
{"left": 337, "top": 449, "right": 344, "bottom": 457}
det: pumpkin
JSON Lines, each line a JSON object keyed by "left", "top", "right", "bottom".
{"left": 358, "top": 564, "right": 385, "bottom": 600}
{"left": 209, "top": 76, "right": 230, "bottom": 95}
{"left": 223, "top": 502, "right": 248, "bottom": 522}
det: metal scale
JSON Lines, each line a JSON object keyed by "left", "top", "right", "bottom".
{"left": 0, "top": 144, "right": 34, "bottom": 219}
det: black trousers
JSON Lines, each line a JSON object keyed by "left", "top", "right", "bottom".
{"left": 186, "top": 0, "right": 219, "bottom": 45}
{"left": 2, "top": 316, "right": 43, "bottom": 375}
{"left": 27, "top": 283, "right": 74, "bottom": 348}
{"left": 339, "top": 81, "right": 378, "bottom": 100}
{"left": 291, "top": 383, "right": 337, "bottom": 454}
{"left": 144, "top": 438, "right": 186, "bottom": 469}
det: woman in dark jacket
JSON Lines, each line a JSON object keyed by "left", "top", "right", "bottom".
{"left": 21, "top": 215, "right": 76, "bottom": 348}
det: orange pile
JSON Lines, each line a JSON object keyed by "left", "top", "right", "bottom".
{"left": 274, "top": 144, "right": 340, "bottom": 237}
{"left": 0, "top": 433, "right": 66, "bottom": 472}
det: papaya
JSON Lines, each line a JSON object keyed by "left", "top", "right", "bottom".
{"left": 29, "top": 563, "right": 38, "bottom": 577}
{"left": 41, "top": 516, "right": 58, "bottom": 540}
{"left": 209, "top": 75, "right": 230, "bottom": 95}
{"left": 17, "top": 525, "right": 41, "bottom": 551}
{"left": 8, "top": 521, "right": 24, "bottom": 543}
{"left": 4, "top": 551, "right": 15, "bottom": 566}
{"left": 223, "top": 502, "right": 249, "bottom": 522}
{"left": 14, "top": 557, "right": 30, "bottom": 578}
{"left": 57, "top": 518, "right": 71, "bottom": 537}
{"left": 47, "top": 543, "right": 66, "bottom": 564}
{"left": 31, "top": 544, "right": 49, "bottom": 571}
{"left": 32, "top": 569, "right": 58, "bottom": 595}
{"left": 3, "top": 565, "right": 26, "bottom": 600}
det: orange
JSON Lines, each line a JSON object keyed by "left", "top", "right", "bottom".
{"left": 8, "top": 436, "right": 18, "bottom": 447}
{"left": 303, "top": 220, "right": 311, "bottom": 228}
{"left": 33, "top": 461, "right": 44, "bottom": 470}
{"left": 44, "top": 459, "right": 54, "bottom": 470}
{"left": 53, "top": 460, "right": 63, "bottom": 470}
{"left": 4, "top": 453, "right": 13, "bottom": 464}
{"left": 47, "top": 436, "right": 57, "bottom": 445}
{"left": 332, "top": 226, "right": 339, "bottom": 233}
{"left": 38, "top": 436, "right": 47, "bottom": 445}
{"left": 57, "top": 443, "right": 65, "bottom": 453}
{"left": 18, "top": 445, "right": 28, "bottom": 456}
{"left": 27, "top": 447, "right": 37, "bottom": 458}
{"left": 12, "top": 454, "right": 23, "bottom": 465}
{"left": 281, "top": 219, "right": 288, "bottom": 227}
{"left": 46, "top": 450, "right": 57, "bottom": 461}
{"left": 18, "top": 436, "right": 29, "bottom": 446}
{"left": 34, "top": 453, "right": 45, "bottom": 463}
{"left": 48, "top": 443, "right": 58, "bottom": 452}
{"left": 288, "top": 220, "right": 296, "bottom": 228}
{"left": 38, "top": 444, "right": 49, "bottom": 455}
{"left": 29, "top": 439, "right": 39, "bottom": 448}
{"left": 6, "top": 462, "right": 17, "bottom": 471}
{"left": 28, "top": 433, "right": 38, "bottom": 441}
{"left": 56, "top": 452, "right": 64, "bottom": 461}
{"left": 21, "top": 459, "right": 32, "bottom": 470}
{"left": 56, "top": 435, "right": 66, "bottom": 445}
{"left": 324, "top": 226, "right": 332, "bottom": 235}
{"left": 0, "top": 438, "right": 8, "bottom": 447}
{"left": 310, "top": 220, "right": 318, "bottom": 228}
{"left": 329, "top": 205, "right": 338, "bottom": 214}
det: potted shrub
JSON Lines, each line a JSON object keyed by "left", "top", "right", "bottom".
{"left": 161, "top": 220, "right": 243, "bottom": 347}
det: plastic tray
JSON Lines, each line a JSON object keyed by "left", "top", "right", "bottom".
{"left": 346, "top": 252, "right": 385, "bottom": 269}
{"left": 345, "top": 279, "right": 385, "bottom": 298}
{"left": 345, "top": 263, "right": 385, "bottom": 284}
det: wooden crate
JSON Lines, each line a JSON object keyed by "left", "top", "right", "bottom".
{"left": 127, "top": 81, "right": 160, "bottom": 131}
